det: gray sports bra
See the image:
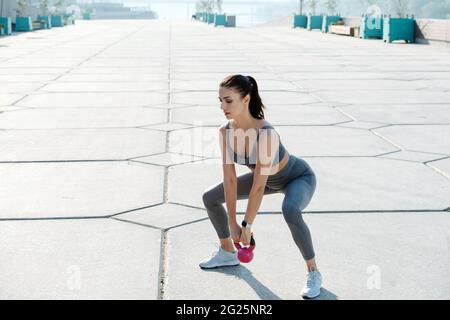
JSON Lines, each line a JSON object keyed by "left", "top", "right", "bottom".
{"left": 225, "top": 121, "right": 287, "bottom": 168}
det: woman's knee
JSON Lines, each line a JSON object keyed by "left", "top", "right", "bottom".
{"left": 282, "top": 196, "right": 311, "bottom": 224}
{"left": 282, "top": 201, "right": 300, "bottom": 218}
{"left": 283, "top": 177, "right": 316, "bottom": 214}
{"left": 202, "top": 187, "right": 222, "bottom": 206}
{"left": 202, "top": 190, "right": 214, "bottom": 206}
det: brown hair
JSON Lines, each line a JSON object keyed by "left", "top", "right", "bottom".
{"left": 220, "top": 74, "right": 265, "bottom": 119}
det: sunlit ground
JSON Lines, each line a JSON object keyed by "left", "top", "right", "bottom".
{"left": 0, "top": 19, "right": 449, "bottom": 299}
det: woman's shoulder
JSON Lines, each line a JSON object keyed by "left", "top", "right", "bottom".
{"left": 260, "top": 120, "right": 274, "bottom": 129}
{"left": 219, "top": 121, "right": 231, "bottom": 135}
{"left": 219, "top": 120, "right": 230, "bottom": 128}
{"left": 220, "top": 119, "right": 272, "bottom": 131}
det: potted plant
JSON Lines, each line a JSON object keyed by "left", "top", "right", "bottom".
{"left": 293, "top": 0, "right": 308, "bottom": 28}
{"left": 214, "top": 13, "right": 226, "bottom": 27}
{"left": 383, "top": 14, "right": 415, "bottom": 43}
{"left": 306, "top": 0, "right": 323, "bottom": 31}
{"left": 214, "top": 0, "right": 226, "bottom": 26}
{"left": 0, "top": 0, "right": 12, "bottom": 35}
{"left": 195, "top": 0, "right": 215, "bottom": 23}
{"left": 213, "top": 0, "right": 226, "bottom": 26}
{"left": 37, "top": 0, "right": 51, "bottom": 29}
{"left": 361, "top": 16, "right": 383, "bottom": 39}
{"left": 51, "top": 0, "right": 65, "bottom": 27}
{"left": 207, "top": 12, "right": 214, "bottom": 24}
{"left": 322, "top": 0, "right": 340, "bottom": 33}
{"left": 360, "top": 0, "right": 383, "bottom": 39}
{"left": 383, "top": 0, "right": 415, "bottom": 43}
{"left": 15, "top": 0, "right": 33, "bottom": 32}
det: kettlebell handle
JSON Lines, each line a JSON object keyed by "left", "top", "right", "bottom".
{"left": 233, "top": 234, "right": 256, "bottom": 249}
{"left": 250, "top": 235, "right": 256, "bottom": 247}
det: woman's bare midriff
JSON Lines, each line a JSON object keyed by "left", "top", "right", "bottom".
{"left": 249, "top": 150, "right": 290, "bottom": 175}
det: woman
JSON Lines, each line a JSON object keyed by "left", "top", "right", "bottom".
{"left": 200, "top": 74, "right": 322, "bottom": 299}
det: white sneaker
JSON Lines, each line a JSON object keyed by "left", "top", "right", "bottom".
{"left": 199, "top": 246, "right": 240, "bottom": 269}
{"left": 301, "top": 270, "right": 322, "bottom": 299}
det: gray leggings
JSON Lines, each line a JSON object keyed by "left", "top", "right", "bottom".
{"left": 202, "top": 154, "right": 317, "bottom": 261}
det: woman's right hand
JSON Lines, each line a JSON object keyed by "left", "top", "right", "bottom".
{"left": 229, "top": 221, "right": 242, "bottom": 243}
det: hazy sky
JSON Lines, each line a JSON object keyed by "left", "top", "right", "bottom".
{"left": 86, "top": 1, "right": 450, "bottom": 25}
{"left": 123, "top": 0, "right": 299, "bottom": 25}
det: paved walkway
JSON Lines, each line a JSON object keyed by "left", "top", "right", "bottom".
{"left": 0, "top": 20, "right": 449, "bottom": 299}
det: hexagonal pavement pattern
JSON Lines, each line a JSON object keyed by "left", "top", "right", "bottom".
{"left": 166, "top": 212, "right": 450, "bottom": 300}
{"left": 0, "top": 218, "right": 161, "bottom": 299}
{"left": 0, "top": 93, "right": 23, "bottom": 106}
{"left": 172, "top": 90, "right": 320, "bottom": 105}
{"left": 133, "top": 152, "right": 205, "bottom": 166}
{"left": 16, "top": 92, "right": 168, "bottom": 108}
{"left": 339, "top": 104, "right": 450, "bottom": 125}
{"left": 42, "top": 82, "right": 169, "bottom": 92}
{"left": 374, "top": 125, "right": 450, "bottom": 155}
{"left": 171, "top": 104, "right": 351, "bottom": 126}
{"left": 0, "top": 128, "right": 166, "bottom": 161}
{"left": 114, "top": 202, "right": 208, "bottom": 230}
{"left": 378, "top": 150, "right": 448, "bottom": 163}
{"left": 0, "top": 107, "right": 167, "bottom": 129}
{"left": 1, "top": 19, "right": 449, "bottom": 300}
{"left": 427, "top": 157, "right": 450, "bottom": 177}
{"left": 0, "top": 161, "right": 164, "bottom": 219}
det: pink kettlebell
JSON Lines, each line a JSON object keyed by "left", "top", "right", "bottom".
{"left": 234, "top": 235, "right": 256, "bottom": 263}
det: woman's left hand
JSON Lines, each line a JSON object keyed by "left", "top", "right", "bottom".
{"left": 240, "top": 227, "right": 252, "bottom": 246}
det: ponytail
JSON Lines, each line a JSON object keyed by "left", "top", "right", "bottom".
{"left": 246, "top": 75, "right": 265, "bottom": 120}
{"left": 219, "top": 74, "right": 266, "bottom": 120}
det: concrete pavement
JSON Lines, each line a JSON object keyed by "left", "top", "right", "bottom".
{"left": 0, "top": 19, "right": 449, "bottom": 299}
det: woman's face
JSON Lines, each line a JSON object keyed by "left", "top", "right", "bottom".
{"left": 218, "top": 86, "right": 249, "bottom": 119}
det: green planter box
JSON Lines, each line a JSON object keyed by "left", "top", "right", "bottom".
{"left": 322, "top": 15, "right": 341, "bottom": 33}
{"left": 214, "top": 14, "right": 226, "bottom": 27}
{"left": 15, "top": 16, "right": 33, "bottom": 32}
{"left": 0, "top": 17, "right": 12, "bottom": 35}
{"left": 207, "top": 13, "right": 214, "bottom": 24}
{"left": 307, "top": 15, "right": 323, "bottom": 31}
{"left": 51, "top": 15, "right": 64, "bottom": 27}
{"left": 293, "top": 14, "right": 307, "bottom": 28}
{"left": 383, "top": 17, "right": 415, "bottom": 43}
{"left": 37, "top": 15, "right": 52, "bottom": 29}
{"left": 360, "top": 16, "right": 383, "bottom": 39}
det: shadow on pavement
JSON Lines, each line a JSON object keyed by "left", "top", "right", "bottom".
{"left": 311, "top": 288, "right": 338, "bottom": 300}
{"left": 202, "top": 265, "right": 338, "bottom": 300}
{"left": 202, "top": 265, "right": 282, "bottom": 300}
